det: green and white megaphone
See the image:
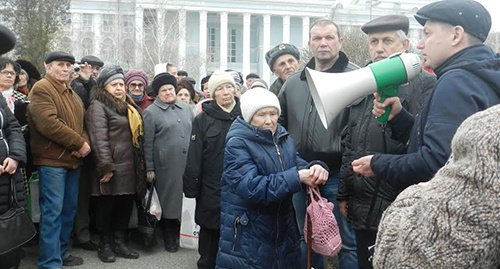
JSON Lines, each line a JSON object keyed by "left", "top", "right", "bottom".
{"left": 305, "top": 52, "right": 422, "bottom": 129}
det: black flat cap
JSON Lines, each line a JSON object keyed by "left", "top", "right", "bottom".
{"left": 415, "top": 0, "right": 491, "bottom": 42}
{"left": 45, "top": 51, "right": 75, "bottom": 64}
{"left": 80, "top": 55, "right": 104, "bottom": 67}
{"left": 0, "top": 24, "right": 16, "bottom": 55}
{"left": 362, "top": 15, "right": 409, "bottom": 35}
{"left": 265, "top": 43, "right": 300, "bottom": 71}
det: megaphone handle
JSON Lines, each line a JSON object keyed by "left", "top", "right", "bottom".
{"left": 376, "top": 94, "right": 392, "bottom": 123}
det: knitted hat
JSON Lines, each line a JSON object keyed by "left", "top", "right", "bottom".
{"left": 249, "top": 79, "right": 268, "bottom": 90}
{"left": 125, "top": 69, "right": 149, "bottom": 87}
{"left": 240, "top": 87, "right": 281, "bottom": 123}
{"left": 96, "top": 65, "right": 125, "bottom": 89}
{"left": 208, "top": 70, "right": 236, "bottom": 98}
{"left": 152, "top": 72, "right": 177, "bottom": 94}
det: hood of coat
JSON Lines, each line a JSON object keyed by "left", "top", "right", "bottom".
{"left": 201, "top": 98, "right": 241, "bottom": 121}
{"left": 226, "top": 116, "right": 289, "bottom": 145}
{"left": 435, "top": 44, "right": 500, "bottom": 99}
{"left": 90, "top": 86, "right": 138, "bottom": 115}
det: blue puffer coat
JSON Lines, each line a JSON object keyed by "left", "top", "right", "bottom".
{"left": 216, "top": 117, "right": 327, "bottom": 269}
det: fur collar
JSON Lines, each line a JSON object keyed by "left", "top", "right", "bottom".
{"left": 90, "top": 87, "right": 138, "bottom": 115}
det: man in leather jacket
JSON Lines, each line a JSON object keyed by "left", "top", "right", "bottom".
{"left": 278, "top": 19, "right": 358, "bottom": 269}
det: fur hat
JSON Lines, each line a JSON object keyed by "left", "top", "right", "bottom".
{"left": 96, "top": 65, "right": 125, "bottom": 89}
{"left": 265, "top": 43, "right": 300, "bottom": 71}
{"left": 373, "top": 103, "right": 500, "bottom": 268}
{"left": 125, "top": 69, "right": 149, "bottom": 87}
{"left": 152, "top": 72, "right": 177, "bottom": 94}
{"left": 208, "top": 70, "right": 236, "bottom": 98}
{"left": 240, "top": 87, "right": 281, "bottom": 123}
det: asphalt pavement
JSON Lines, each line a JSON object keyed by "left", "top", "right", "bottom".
{"left": 19, "top": 233, "right": 199, "bottom": 269}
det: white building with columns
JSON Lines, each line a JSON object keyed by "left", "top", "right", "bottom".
{"left": 65, "top": 0, "right": 431, "bottom": 84}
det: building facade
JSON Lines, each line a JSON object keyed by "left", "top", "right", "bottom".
{"left": 65, "top": 0, "right": 432, "bottom": 84}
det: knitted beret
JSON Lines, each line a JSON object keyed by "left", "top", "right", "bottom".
{"left": 96, "top": 65, "right": 125, "bottom": 89}
{"left": 240, "top": 87, "right": 281, "bottom": 123}
{"left": 152, "top": 72, "right": 177, "bottom": 94}
{"left": 125, "top": 69, "right": 149, "bottom": 87}
{"left": 208, "top": 70, "right": 236, "bottom": 98}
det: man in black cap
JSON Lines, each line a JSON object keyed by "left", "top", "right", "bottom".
{"left": 279, "top": 19, "right": 359, "bottom": 269}
{"left": 338, "top": 14, "right": 436, "bottom": 269}
{"left": 69, "top": 56, "right": 103, "bottom": 253}
{"left": 265, "top": 43, "right": 300, "bottom": 96}
{"left": 353, "top": 0, "right": 500, "bottom": 215}
{"left": 28, "top": 51, "right": 91, "bottom": 268}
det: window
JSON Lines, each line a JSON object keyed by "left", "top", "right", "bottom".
{"left": 101, "top": 38, "right": 115, "bottom": 62}
{"left": 208, "top": 27, "right": 216, "bottom": 62}
{"left": 123, "top": 15, "right": 134, "bottom": 33}
{"left": 228, "top": 29, "right": 237, "bottom": 63}
{"left": 82, "top": 13, "right": 93, "bottom": 32}
{"left": 102, "top": 14, "right": 114, "bottom": 33}
{"left": 143, "top": 9, "right": 157, "bottom": 35}
{"left": 81, "top": 37, "right": 94, "bottom": 56}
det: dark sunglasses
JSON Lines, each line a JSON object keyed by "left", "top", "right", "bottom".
{"left": 129, "top": 83, "right": 144, "bottom": 88}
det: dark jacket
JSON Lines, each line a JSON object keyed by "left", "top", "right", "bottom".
{"left": 278, "top": 52, "right": 359, "bottom": 172}
{"left": 28, "top": 75, "right": 88, "bottom": 169}
{"left": 216, "top": 117, "right": 328, "bottom": 269}
{"left": 371, "top": 44, "right": 500, "bottom": 191}
{"left": 183, "top": 99, "right": 241, "bottom": 230}
{"left": 338, "top": 71, "right": 436, "bottom": 230}
{"left": 85, "top": 88, "right": 145, "bottom": 196}
{"left": 269, "top": 77, "right": 284, "bottom": 96}
{"left": 0, "top": 95, "right": 27, "bottom": 214}
{"left": 70, "top": 77, "right": 96, "bottom": 109}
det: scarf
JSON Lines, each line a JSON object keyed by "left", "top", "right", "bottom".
{"left": 217, "top": 99, "right": 236, "bottom": 113}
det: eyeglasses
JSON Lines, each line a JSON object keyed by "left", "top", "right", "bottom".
{"left": 0, "top": 70, "right": 17, "bottom": 76}
{"left": 129, "top": 83, "right": 144, "bottom": 88}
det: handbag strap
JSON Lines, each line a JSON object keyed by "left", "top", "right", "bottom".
{"left": 308, "top": 186, "right": 324, "bottom": 206}
{"left": 144, "top": 182, "right": 155, "bottom": 210}
{"left": 8, "top": 174, "right": 19, "bottom": 208}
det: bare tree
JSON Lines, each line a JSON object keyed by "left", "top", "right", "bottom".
{"left": 341, "top": 25, "right": 371, "bottom": 67}
{"left": 3, "top": 0, "right": 70, "bottom": 71}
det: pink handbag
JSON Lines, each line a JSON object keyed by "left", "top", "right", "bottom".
{"left": 304, "top": 186, "right": 342, "bottom": 257}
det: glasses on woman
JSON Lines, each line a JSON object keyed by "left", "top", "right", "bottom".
{"left": 0, "top": 70, "right": 17, "bottom": 76}
{"left": 129, "top": 83, "right": 144, "bottom": 89}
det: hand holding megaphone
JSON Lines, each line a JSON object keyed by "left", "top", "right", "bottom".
{"left": 372, "top": 93, "right": 403, "bottom": 122}
{"left": 306, "top": 52, "right": 423, "bottom": 129}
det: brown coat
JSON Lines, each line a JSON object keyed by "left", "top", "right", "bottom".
{"left": 85, "top": 88, "right": 143, "bottom": 196}
{"left": 27, "top": 74, "right": 87, "bottom": 169}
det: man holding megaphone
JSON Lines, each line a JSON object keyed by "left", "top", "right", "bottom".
{"left": 352, "top": 0, "right": 500, "bottom": 222}
{"left": 337, "top": 15, "right": 436, "bottom": 269}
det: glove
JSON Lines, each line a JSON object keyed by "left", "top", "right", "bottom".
{"left": 146, "top": 171, "right": 156, "bottom": 183}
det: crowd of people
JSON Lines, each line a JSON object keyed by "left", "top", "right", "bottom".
{"left": 0, "top": 0, "right": 500, "bottom": 268}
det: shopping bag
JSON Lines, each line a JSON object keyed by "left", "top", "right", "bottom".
{"left": 131, "top": 183, "right": 160, "bottom": 248}
{"left": 179, "top": 195, "right": 200, "bottom": 250}
{"left": 26, "top": 172, "right": 40, "bottom": 223}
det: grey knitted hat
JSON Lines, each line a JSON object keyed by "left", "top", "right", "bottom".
{"left": 374, "top": 103, "right": 500, "bottom": 268}
{"left": 96, "top": 65, "right": 125, "bottom": 89}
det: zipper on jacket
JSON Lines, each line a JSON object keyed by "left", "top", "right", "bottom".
{"left": 232, "top": 216, "right": 240, "bottom": 251}
{"left": 272, "top": 135, "right": 284, "bottom": 269}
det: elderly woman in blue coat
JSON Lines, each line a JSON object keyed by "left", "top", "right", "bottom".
{"left": 216, "top": 86, "right": 329, "bottom": 269}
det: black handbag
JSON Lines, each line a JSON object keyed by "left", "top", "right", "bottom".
{"left": 130, "top": 183, "right": 158, "bottom": 248}
{"left": 0, "top": 175, "right": 37, "bottom": 255}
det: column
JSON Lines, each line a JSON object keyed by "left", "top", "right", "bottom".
{"left": 71, "top": 13, "right": 80, "bottom": 56}
{"left": 199, "top": 11, "right": 208, "bottom": 79}
{"left": 94, "top": 14, "right": 102, "bottom": 57}
{"left": 157, "top": 8, "right": 166, "bottom": 63}
{"left": 262, "top": 14, "right": 271, "bottom": 84}
{"left": 302, "top": 16, "right": 310, "bottom": 48}
{"left": 135, "top": 6, "right": 144, "bottom": 68}
{"left": 178, "top": 9, "right": 187, "bottom": 70}
{"left": 242, "top": 13, "right": 251, "bottom": 77}
{"left": 219, "top": 12, "right": 228, "bottom": 70}
{"left": 282, "top": 15, "right": 290, "bottom": 43}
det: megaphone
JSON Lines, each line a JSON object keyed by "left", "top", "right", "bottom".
{"left": 306, "top": 52, "right": 422, "bottom": 129}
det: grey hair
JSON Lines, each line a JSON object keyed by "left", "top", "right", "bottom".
{"left": 395, "top": 30, "right": 409, "bottom": 43}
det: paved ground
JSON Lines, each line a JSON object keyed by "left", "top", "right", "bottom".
{"left": 19, "top": 233, "right": 199, "bottom": 269}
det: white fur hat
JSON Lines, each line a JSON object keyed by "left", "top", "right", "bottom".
{"left": 240, "top": 87, "right": 281, "bottom": 123}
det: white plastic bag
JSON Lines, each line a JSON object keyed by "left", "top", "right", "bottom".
{"left": 179, "top": 195, "right": 200, "bottom": 249}
{"left": 147, "top": 187, "right": 162, "bottom": 221}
